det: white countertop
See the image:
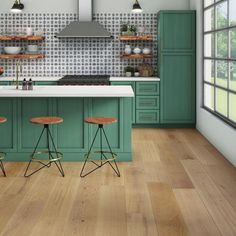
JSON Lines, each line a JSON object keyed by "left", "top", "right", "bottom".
{"left": 0, "top": 77, "right": 60, "bottom": 82}
{"left": 0, "top": 76, "right": 160, "bottom": 82}
{"left": 0, "top": 85, "right": 134, "bottom": 98}
{"left": 110, "top": 77, "right": 160, "bottom": 82}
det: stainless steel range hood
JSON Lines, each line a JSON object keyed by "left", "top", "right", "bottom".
{"left": 56, "top": 0, "right": 112, "bottom": 38}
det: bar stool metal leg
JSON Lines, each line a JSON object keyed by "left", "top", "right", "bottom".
{"left": 0, "top": 158, "right": 6, "bottom": 177}
{"left": 24, "top": 124, "right": 65, "bottom": 177}
{"left": 80, "top": 124, "right": 121, "bottom": 178}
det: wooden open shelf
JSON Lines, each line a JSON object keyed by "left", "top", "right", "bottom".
{"left": 119, "top": 35, "right": 153, "bottom": 41}
{"left": 121, "top": 54, "right": 153, "bottom": 59}
{"left": 0, "top": 35, "right": 45, "bottom": 41}
{"left": 0, "top": 54, "right": 45, "bottom": 59}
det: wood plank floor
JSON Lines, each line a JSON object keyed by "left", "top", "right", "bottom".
{"left": 0, "top": 128, "right": 235, "bottom": 236}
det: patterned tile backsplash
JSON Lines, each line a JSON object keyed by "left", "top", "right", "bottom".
{"left": 0, "top": 13, "right": 157, "bottom": 77}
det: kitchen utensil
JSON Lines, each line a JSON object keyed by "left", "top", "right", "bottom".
{"left": 133, "top": 47, "right": 141, "bottom": 54}
{"left": 137, "top": 26, "right": 145, "bottom": 35}
{"left": 124, "top": 45, "right": 132, "bottom": 55}
{"left": 27, "top": 45, "right": 38, "bottom": 52}
{"left": 26, "top": 27, "right": 33, "bottom": 36}
{"left": 142, "top": 47, "right": 151, "bottom": 55}
{"left": 35, "top": 29, "right": 44, "bottom": 36}
{"left": 138, "top": 63, "right": 154, "bottom": 77}
{"left": 4, "top": 47, "right": 21, "bottom": 54}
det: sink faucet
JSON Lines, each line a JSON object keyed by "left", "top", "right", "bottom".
{"left": 15, "top": 61, "right": 22, "bottom": 90}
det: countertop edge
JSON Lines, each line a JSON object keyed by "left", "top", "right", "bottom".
{"left": 0, "top": 77, "right": 160, "bottom": 82}
{"left": 0, "top": 85, "right": 135, "bottom": 98}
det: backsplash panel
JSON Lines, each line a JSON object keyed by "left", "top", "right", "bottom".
{"left": 0, "top": 13, "right": 157, "bottom": 77}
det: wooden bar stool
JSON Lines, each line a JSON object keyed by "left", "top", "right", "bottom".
{"left": 24, "top": 116, "right": 65, "bottom": 177}
{"left": 80, "top": 117, "right": 120, "bottom": 178}
{"left": 0, "top": 117, "right": 7, "bottom": 177}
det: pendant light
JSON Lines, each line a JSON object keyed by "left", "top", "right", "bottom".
{"left": 132, "top": 0, "right": 143, "bottom": 13}
{"left": 11, "top": 0, "right": 24, "bottom": 13}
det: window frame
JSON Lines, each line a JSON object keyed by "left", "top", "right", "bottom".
{"left": 203, "top": 0, "right": 236, "bottom": 128}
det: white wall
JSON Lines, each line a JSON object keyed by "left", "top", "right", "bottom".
{"left": 0, "top": 0, "right": 190, "bottom": 13}
{"left": 190, "top": 0, "right": 236, "bottom": 167}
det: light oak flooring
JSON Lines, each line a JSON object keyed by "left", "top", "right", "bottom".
{"left": 0, "top": 128, "right": 236, "bottom": 236}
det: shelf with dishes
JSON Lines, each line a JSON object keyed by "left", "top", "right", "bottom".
{"left": 0, "top": 39, "right": 45, "bottom": 60}
{"left": 0, "top": 35, "right": 45, "bottom": 41}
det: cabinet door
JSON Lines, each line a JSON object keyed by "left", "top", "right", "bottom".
{"left": 18, "top": 98, "right": 51, "bottom": 151}
{"left": 159, "top": 11, "right": 196, "bottom": 52}
{"left": 136, "top": 82, "right": 160, "bottom": 95}
{"left": 35, "top": 81, "right": 58, "bottom": 85}
{"left": 55, "top": 98, "right": 88, "bottom": 152}
{"left": 0, "top": 82, "right": 10, "bottom": 86}
{"left": 136, "top": 110, "right": 160, "bottom": 124}
{"left": 0, "top": 98, "right": 17, "bottom": 152}
{"left": 111, "top": 82, "right": 135, "bottom": 124}
{"left": 136, "top": 96, "right": 160, "bottom": 110}
{"left": 160, "top": 53, "right": 196, "bottom": 124}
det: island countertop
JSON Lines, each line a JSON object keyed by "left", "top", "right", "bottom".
{"left": 0, "top": 85, "right": 134, "bottom": 97}
{"left": 0, "top": 76, "right": 160, "bottom": 82}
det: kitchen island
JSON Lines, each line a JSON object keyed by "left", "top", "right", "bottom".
{"left": 0, "top": 86, "right": 134, "bottom": 161}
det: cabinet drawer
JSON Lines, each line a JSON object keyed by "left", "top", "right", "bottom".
{"left": 136, "top": 96, "right": 160, "bottom": 110}
{"left": 136, "top": 82, "right": 160, "bottom": 95}
{"left": 136, "top": 110, "right": 160, "bottom": 124}
{"left": 0, "top": 81, "right": 10, "bottom": 85}
{"left": 35, "top": 81, "right": 58, "bottom": 85}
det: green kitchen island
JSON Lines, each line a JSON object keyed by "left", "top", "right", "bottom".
{"left": 0, "top": 85, "right": 134, "bottom": 161}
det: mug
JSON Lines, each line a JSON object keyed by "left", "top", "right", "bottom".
{"left": 26, "top": 27, "right": 33, "bottom": 36}
{"left": 27, "top": 45, "right": 38, "bottom": 52}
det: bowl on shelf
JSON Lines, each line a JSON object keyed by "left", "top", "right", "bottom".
{"left": 133, "top": 47, "right": 141, "bottom": 54}
{"left": 142, "top": 47, "right": 151, "bottom": 55}
{"left": 4, "top": 47, "right": 21, "bottom": 55}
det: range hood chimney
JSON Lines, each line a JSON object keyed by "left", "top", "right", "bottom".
{"left": 56, "top": 0, "right": 112, "bottom": 38}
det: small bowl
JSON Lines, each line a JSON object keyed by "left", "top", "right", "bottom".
{"left": 4, "top": 47, "right": 21, "bottom": 55}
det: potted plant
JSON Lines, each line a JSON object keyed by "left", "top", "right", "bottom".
{"left": 124, "top": 66, "right": 134, "bottom": 77}
{"left": 129, "top": 25, "right": 137, "bottom": 36}
{"left": 121, "top": 23, "right": 128, "bottom": 35}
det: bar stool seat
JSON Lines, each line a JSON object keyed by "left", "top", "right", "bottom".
{"left": 80, "top": 116, "right": 120, "bottom": 178}
{"left": 85, "top": 117, "right": 117, "bottom": 125}
{"left": 0, "top": 117, "right": 7, "bottom": 177}
{"left": 24, "top": 116, "right": 65, "bottom": 177}
{"left": 0, "top": 117, "right": 7, "bottom": 123}
{"left": 31, "top": 116, "right": 63, "bottom": 125}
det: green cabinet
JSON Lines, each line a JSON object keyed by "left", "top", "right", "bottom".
{"left": 158, "top": 10, "right": 196, "bottom": 125}
{"left": 111, "top": 81, "right": 160, "bottom": 125}
{"left": 135, "top": 82, "right": 160, "bottom": 124}
{"left": 136, "top": 82, "right": 159, "bottom": 95}
{"left": 110, "top": 82, "right": 136, "bottom": 124}
{"left": 0, "top": 97, "right": 132, "bottom": 161}
{"left": 0, "top": 81, "right": 10, "bottom": 86}
{"left": 158, "top": 11, "right": 196, "bottom": 52}
{"left": 35, "top": 81, "right": 58, "bottom": 85}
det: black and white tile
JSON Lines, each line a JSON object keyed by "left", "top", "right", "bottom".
{"left": 0, "top": 13, "right": 157, "bottom": 77}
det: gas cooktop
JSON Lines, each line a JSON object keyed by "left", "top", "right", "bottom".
{"left": 58, "top": 75, "right": 110, "bottom": 85}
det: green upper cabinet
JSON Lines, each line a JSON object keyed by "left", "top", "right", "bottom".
{"left": 158, "top": 11, "right": 196, "bottom": 52}
{"left": 158, "top": 10, "right": 196, "bottom": 125}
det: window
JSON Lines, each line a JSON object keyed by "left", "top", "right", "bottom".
{"left": 203, "top": 0, "right": 236, "bottom": 126}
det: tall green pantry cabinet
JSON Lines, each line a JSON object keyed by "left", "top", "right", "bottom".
{"left": 158, "top": 11, "right": 196, "bottom": 125}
